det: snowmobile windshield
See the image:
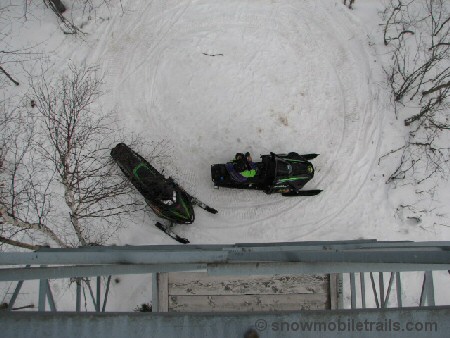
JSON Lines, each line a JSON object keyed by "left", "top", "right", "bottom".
{"left": 275, "top": 159, "right": 293, "bottom": 177}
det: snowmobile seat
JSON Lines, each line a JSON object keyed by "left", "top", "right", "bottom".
{"left": 225, "top": 152, "right": 259, "bottom": 183}
{"left": 225, "top": 163, "right": 250, "bottom": 182}
{"left": 133, "top": 163, "right": 174, "bottom": 200}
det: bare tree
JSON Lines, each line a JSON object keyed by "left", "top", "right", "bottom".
{"left": 0, "top": 4, "right": 22, "bottom": 86}
{"left": 383, "top": 0, "right": 449, "bottom": 102}
{"left": 0, "top": 4, "right": 18, "bottom": 86}
{"left": 42, "top": 0, "right": 81, "bottom": 34}
{"left": 40, "top": 0, "right": 115, "bottom": 34}
{"left": 0, "top": 3, "right": 44, "bottom": 87}
{"left": 0, "top": 99, "right": 63, "bottom": 250}
{"left": 384, "top": 134, "right": 449, "bottom": 185}
{"left": 1, "top": 61, "right": 166, "bottom": 252}
{"left": 381, "top": 0, "right": 415, "bottom": 47}
{"left": 381, "top": 0, "right": 450, "bottom": 184}
{"left": 1, "top": 64, "right": 153, "bottom": 310}
{"left": 30, "top": 64, "right": 143, "bottom": 246}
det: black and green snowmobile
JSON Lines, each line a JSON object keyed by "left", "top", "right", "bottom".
{"left": 111, "top": 143, "right": 217, "bottom": 243}
{"left": 211, "top": 152, "right": 322, "bottom": 196}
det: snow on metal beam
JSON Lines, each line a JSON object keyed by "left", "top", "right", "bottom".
{"left": 0, "top": 264, "right": 207, "bottom": 281}
{"left": 1, "top": 243, "right": 450, "bottom": 266}
{"left": 207, "top": 262, "right": 450, "bottom": 275}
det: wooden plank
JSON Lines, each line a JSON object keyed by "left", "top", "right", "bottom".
{"left": 157, "top": 272, "right": 169, "bottom": 312}
{"left": 169, "top": 294, "right": 329, "bottom": 312}
{"left": 337, "top": 273, "right": 344, "bottom": 309}
{"left": 168, "top": 272, "right": 329, "bottom": 296}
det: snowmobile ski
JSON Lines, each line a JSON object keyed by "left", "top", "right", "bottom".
{"left": 281, "top": 189, "right": 322, "bottom": 197}
{"left": 190, "top": 196, "right": 218, "bottom": 214}
{"left": 170, "top": 181, "right": 218, "bottom": 215}
{"left": 155, "top": 222, "right": 190, "bottom": 244}
{"left": 277, "top": 153, "right": 319, "bottom": 161}
{"left": 299, "top": 153, "right": 319, "bottom": 160}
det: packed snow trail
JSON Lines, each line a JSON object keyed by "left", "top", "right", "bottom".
{"left": 91, "top": 0, "right": 383, "bottom": 243}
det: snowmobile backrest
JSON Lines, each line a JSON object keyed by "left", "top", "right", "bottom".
{"left": 225, "top": 163, "right": 247, "bottom": 182}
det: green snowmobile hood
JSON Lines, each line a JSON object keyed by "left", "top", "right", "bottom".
{"left": 167, "top": 193, "right": 193, "bottom": 221}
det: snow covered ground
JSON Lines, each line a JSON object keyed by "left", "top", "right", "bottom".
{"left": 3, "top": 0, "right": 449, "bottom": 310}
{"left": 82, "top": 0, "right": 447, "bottom": 245}
{"left": 89, "top": 0, "right": 386, "bottom": 244}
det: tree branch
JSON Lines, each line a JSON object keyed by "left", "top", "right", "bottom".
{"left": 0, "top": 65, "right": 19, "bottom": 86}
{"left": 0, "top": 235, "right": 39, "bottom": 250}
{"left": 422, "top": 80, "right": 450, "bottom": 96}
{"left": 0, "top": 204, "right": 68, "bottom": 248}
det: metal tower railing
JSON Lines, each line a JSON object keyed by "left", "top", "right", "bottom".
{"left": 1, "top": 239, "right": 449, "bottom": 312}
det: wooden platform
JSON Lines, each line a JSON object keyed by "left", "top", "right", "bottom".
{"left": 155, "top": 272, "right": 339, "bottom": 312}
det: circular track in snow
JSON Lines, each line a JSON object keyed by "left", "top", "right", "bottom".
{"left": 96, "top": 0, "right": 382, "bottom": 243}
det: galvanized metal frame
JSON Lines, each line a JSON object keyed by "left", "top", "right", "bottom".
{"left": 1, "top": 240, "right": 449, "bottom": 312}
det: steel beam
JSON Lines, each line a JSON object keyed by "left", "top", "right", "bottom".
{"left": 1, "top": 261, "right": 448, "bottom": 283}
{"left": 152, "top": 273, "right": 158, "bottom": 312}
{"left": 350, "top": 273, "right": 356, "bottom": 309}
{"left": 96, "top": 277, "right": 101, "bottom": 312}
{"left": 47, "top": 280, "right": 56, "bottom": 312}
{"left": 396, "top": 272, "right": 402, "bottom": 308}
{"left": 76, "top": 278, "right": 81, "bottom": 312}
{"left": 359, "top": 272, "right": 366, "bottom": 308}
{"left": 225, "top": 249, "right": 450, "bottom": 264}
{"left": 1, "top": 242, "right": 450, "bottom": 266}
{"left": 383, "top": 272, "right": 395, "bottom": 308}
{"left": 425, "top": 271, "right": 435, "bottom": 306}
{"left": 0, "top": 264, "right": 206, "bottom": 281}
{"left": 38, "top": 279, "right": 47, "bottom": 312}
{"left": 379, "top": 272, "right": 385, "bottom": 308}
{"left": 8, "top": 280, "right": 24, "bottom": 311}
{"left": 0, "top": 251, "right": 228, "bottom": 266}
{"left": 207, "top": 262, "right": 450, "bottom": 275}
